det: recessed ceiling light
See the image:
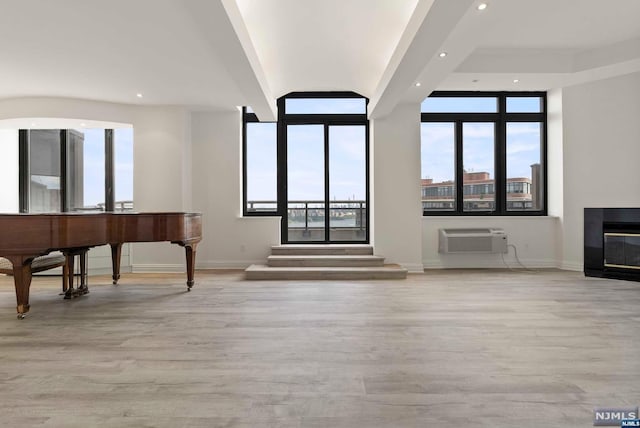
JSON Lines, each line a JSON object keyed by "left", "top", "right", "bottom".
{"left": 477, "top": 3, "right": 488, "bottom": 10}
{"left": 136, "top": 93, "right": 143, "bottom": 98}
{"left": 472, "top": 79, "right": 479, "bottom": 83}
{"left": 31, "top": 123, "right": 36, "bottom": 127}
{"left": 513, "top": 79, "right": 520, "bottom": 83}
{"left": 439, "top": 52, "right": 447, "bottom": 58}
{"left": 415, "top": 82, "right": 421, "bottom": 87}
{"left": 80, "top": 123, "right": 86, "bottom": 127}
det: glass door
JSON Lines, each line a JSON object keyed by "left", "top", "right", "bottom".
{"left": 328, "top": 125, "right": 366, "bottom": 242}
{"left": 286, "top": 125, "right": 326, "bottom": 242}
{"left": 284, "top": 124, "right": 367, "bottom": 243}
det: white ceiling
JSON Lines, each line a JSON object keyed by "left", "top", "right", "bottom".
{"left": 0, "top": 0, "right": 248, "bottom": 109}
{"left": 415, "top": 0, "right": 640, "bottom": 95}
{"left": 0, "top": 0, "right": 639, "bottom": 120}
{"left": 235, "top": 0, "right": 419, "bottom": 99}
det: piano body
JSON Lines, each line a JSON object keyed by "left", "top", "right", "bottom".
{"left": 0, "top": 212, "right": 202, "bottom": 318}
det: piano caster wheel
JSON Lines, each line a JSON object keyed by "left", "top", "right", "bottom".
{"left": 17, "top": 313, "right": 26, "bottom": 320}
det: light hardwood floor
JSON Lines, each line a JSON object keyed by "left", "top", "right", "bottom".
{"left": 1, "top": 269, "right": 639, "bottom": 427}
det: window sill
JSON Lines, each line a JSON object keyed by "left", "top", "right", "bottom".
{"left": 423, "top": 215, "right": 559, "bottom": 220}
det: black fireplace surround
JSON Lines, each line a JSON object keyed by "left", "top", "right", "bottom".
{"left": 585, "top": 208, "right": 640, "bottom": 281}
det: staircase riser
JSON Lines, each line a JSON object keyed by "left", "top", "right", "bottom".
{"left": 246, "top": 271, "right": 407, "bottom": 280}
{"left": 268, "top": 259, "right": 384, "bottom": 267}
{"left": 271, "top": 248, "right": 373, "bottom": 256}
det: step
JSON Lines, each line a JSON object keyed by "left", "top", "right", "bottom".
{"left": 271, "top": 244, "right": 373, "bottom": 256}
{"left": 267, "top": 254, "right": 385, "bottom": 267}
{"left": 245, "top": 264, "right": 407, "bottom": 280}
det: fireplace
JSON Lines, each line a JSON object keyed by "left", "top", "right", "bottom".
{"left": 585, "top": 208, "right": 640, "bottom": 281}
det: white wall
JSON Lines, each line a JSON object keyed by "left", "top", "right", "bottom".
{"left": 547, "top": 88, "right": 564, "bottom": 269}
{"left": 371, "top": 103, "right": 424, "bottom": 272}
{"left": 0, "top": 129, "right": 19, "bottom": 213}
{"left": 191, "top": 111, "right": 280, "bottom": 268}
{"left": 422, "top": 216, "right": 558, "bottom": 268}
{"left": 561, "top": 71, "right": 640, "bottom": 270}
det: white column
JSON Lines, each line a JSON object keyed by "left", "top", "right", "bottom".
{"left": 370, "top": 102, "right": 423, "bottom": 272}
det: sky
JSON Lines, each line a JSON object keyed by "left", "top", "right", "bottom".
{"left": 81, "top": 128, "right": 133, "bottom": 207}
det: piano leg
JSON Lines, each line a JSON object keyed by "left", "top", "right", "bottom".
{"left": 110, "top": 243, "right": 122, "bottom": 285}
{"left": 62, "top": 258, "right": 70, "bottom": 295}
{"left": 8, "top": 256, "right": 34, "bottom": 319}
{"left": 78, "top": 249, "right": 89, "bottom": 295}
{"left": 184, "top": 243, "right": 197, "bottom": 290}
{"left": 61, "top": 249, "right": 90, "bottom": 298}
{"left": 63, "top": 253, "right": 75, "bottom": 299}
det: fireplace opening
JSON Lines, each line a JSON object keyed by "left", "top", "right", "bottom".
{"left": 604, "top": 232, "right": 640, "bottom": 270}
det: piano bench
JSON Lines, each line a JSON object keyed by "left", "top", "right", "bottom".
{"left": 0, "top": 252, "right": 67, "bottom": 275}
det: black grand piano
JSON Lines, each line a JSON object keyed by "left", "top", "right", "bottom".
{"left": 0, "top": 212, "right": 202, "bottom": 318}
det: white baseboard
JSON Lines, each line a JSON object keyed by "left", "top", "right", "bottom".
{"left": 196, "top": 260, "right": 264, "bottom": 269}
{"left": 559, "top": 261, "right": 583, "bottom": 271}
{"left": 422, "top": 258, "right": 558, "bottom": 270}
{"left": 131, "top": 264, "right": 186, "bottom": 273}
{"left": 400, "top": 263, "right": 426, "bottom": 273}
{"left": 87, "top": 266, "right": 132, "bottom": 276}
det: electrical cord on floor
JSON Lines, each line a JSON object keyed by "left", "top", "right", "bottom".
{"left": 501, "top": 243, "right": 538, "bottom": 272}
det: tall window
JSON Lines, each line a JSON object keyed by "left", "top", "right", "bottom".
{"left": 243, "top": 107, "right": 277, "bottom": 215}
{"left": 26, "top": 130, "right": 62, "bottom": 212}
{"left": 421, "top": 92, "right": 546, "bottom": 215}
{"left": 19, "top": 128, "right": 134, "bottom": 213}
{"left": 114, "top": 128, "right": 134, "bottom": 211}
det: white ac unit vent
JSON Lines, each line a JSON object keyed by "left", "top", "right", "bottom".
{"left": 439, "top": 228, "right": 508, "bottom": 254}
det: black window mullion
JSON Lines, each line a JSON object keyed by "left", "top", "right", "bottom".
{"left": 60, "top": 130, "right": 68, "bottom": 212}
{"left": 541, "top": 92, "right": 548, "bottom": 213}
{"left": 324, "top": 123, "right": 330, "bottom": 243}
{"left": 105, "top": 129, "right": 115, "bottom": 212}
{"left": 455, "top": 121, "right": 464, "bottom": 213}
{"left": 496, "top": 96, "right": 507, "bottom": 214}
{"left": 18, "top": 130, "right": 30, "bottom": 213}
{"left": 242, "top": 108, "right": 249, "bottom": 216}
{"left": 504, "top": 113, "right": 544, "bottom": 122}
{"left": 284, "top": 114, "right": 366, "bottom": 125}
{"left": 277, "top": 96, "right": 287, "bottom": 243}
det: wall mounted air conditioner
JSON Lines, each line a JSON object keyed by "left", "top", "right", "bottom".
{"left": 438, "top": 228, "right": 508, "bottom": 254}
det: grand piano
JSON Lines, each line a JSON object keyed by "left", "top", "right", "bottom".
{"left": 0, "top": 212, "right": 202, "bottom": 318}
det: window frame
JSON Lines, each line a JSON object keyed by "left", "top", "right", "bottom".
{"left": 276, "top": 91, "right": 370, "bottom": 244}
{"left": 421, "top": 91, "right": 547, "bottom": 216}
{"left": 242, "top": 107, "right": 278, "bottom": 217}
{"left": 18, "top": 128, "right": 128, "bottom": 213}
